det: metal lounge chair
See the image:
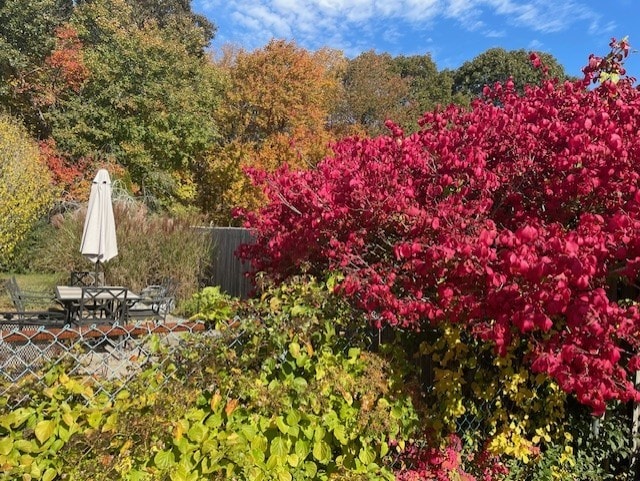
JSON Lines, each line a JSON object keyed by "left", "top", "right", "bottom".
{"left": 127, "top": 280, "right": 176, "bottom": 323}
{"left": 2, "top": 276, "right": 66, "bottom": 328}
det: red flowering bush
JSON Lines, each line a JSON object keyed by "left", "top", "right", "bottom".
{"left": 395, "top": 435, "right": 508, "bottom": 481}
{"left": 239, "top": 39, "right": 640, "bottom": 415}
{"left": 396, "top": 436, "right": 474, "bottom": 481}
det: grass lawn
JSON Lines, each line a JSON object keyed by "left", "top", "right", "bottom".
{"left": 0, "top": 272, "right": 65, "bottom": 309}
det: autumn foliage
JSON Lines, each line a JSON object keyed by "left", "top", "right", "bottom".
{"left": 199, "top": 40, "right": 342, "bottom": 222}
{"left": 0, "top": 115, "right": 56, "bottom": 262}
{"left": 42, "top": 25, "right": 89, "bottom": 95}
{"left": 39, "top": 138, "right": 123, "bottom": 202}
{"left": 240, "top": 39, "right": 640, "bottom": 415}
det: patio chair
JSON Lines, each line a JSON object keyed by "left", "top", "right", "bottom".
{"left": 2, "top": 277, "right": 66, "bottom": 327}
{"left": 75, "top": 286, "right": 129, "bottom": 325}
{"left": 70, "top": 270, "right": 105, "bottom": 287}
{"left": 140, "top": 277, "right": 177, "bottom": 299}
{"left": 127, "top": 282, "right": 175, "bottom": 323}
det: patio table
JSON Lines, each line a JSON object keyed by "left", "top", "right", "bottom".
{"left": 55, "top": 286, "right": 140, "bottom": 324}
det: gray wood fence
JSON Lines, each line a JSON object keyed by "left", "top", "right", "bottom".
{"left": 205, "top": 227, "right": 254, "bottom": 299}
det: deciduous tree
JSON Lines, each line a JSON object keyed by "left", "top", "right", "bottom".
{"left": 124, "top": 0, "right": 216, "bottom": 56}
{"left": 392, "top": 54, "right": 463, "bottom": 122}
{"left": 199, "top": 40, "right": 341, "bottom": 223}
{"left": 331, "top": 50, "right": 410, "bottom": 136}
{"left": 0, "top": 0, "right": 74, "bottom": 135}
{"left": 453, "top": 47, "right": 569, "bottom": 97}
{"left": 47, "top": 0, "right": 224, "bottom": 208}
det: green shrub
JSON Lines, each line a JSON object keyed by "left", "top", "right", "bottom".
{"left": 181, "top": 285, "right": 239, "bottom": 324}
{"left": 31, "top": 201, "right": 213, "bottom": 302}
{"left": 0, "top": 276, "right": 419, "bottom": 480}
{"left": 1, "top": 218, "right": 54, "bottom": 273}
{"left": 503, "top": 402, "right": 635, "bottom": 481}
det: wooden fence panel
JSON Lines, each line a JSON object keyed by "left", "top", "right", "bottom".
{"left": 206, "top": 227, "right": 254, "bottom": 299}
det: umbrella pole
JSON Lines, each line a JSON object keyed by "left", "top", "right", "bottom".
{"left": 95, "top": 260, "right": 101, "bottom": 286}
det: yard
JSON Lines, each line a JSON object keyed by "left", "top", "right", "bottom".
{"left": 1, "top": 31, "right": 639, "bottom": 480}
{"left": 0, "top": 273, "right": 62, "bottom": 309}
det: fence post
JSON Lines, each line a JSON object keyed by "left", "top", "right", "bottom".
{"left": 632, "top": 370, "right": 640, "bottom": 472}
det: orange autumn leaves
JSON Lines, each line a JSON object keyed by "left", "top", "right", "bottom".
{"left": 198, "top": 40, "right": 345, "bottom": 223}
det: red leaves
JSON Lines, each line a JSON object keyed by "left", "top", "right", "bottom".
{"left": 45, "top": 26, "right": 89, "bottom": 93}
{"left": 582, "top": 37, "right": 635, "bottom": 86}
{"left": 240, "top": 42, "right": 640, "bottom": 414}
{"left": 396, "top": 435, "right": 482, "bottom": 481}
{"left": 516, "top": 225, "right": 538, "bottom": 242}
{"left": 529, "top": 52, "right": 541, "bottom": 68}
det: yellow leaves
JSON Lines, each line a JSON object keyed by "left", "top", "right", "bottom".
{"left": 532, "top": 427, "right": 552, "bottom": 445}
{"left": 430, "top": 367, "right": 467, "bottom": 428}
{"left": 0, "top": 114, "right": 56, "bottom": 260}
{"left": 423, "top": 322, "right": 574, "bottom": 470}
{"left": 62, "top": 377, "right": 94, "bottom": 398}
{"left": 488, "top": 422, "right": 536, "bottom": 463}
{"left": 507, "top": 372, "right": 526, "bottom": 389}
{"left": 171, "top": 171, "right": 197, "bottom": 204}
{"left": 201, "top": 39, "right": 342, "bottom": 223}
{"left": 559, "top": 445, "right": 576, "bottom": 467}
{"left": 448, "top": 399, "right": 466, "bottom": 418}
{"left": 34, "top": 420, "right": 56, "bottom": 444}
{"left": 210, "top": 392, "right": 222, "bottom": 412}
{"left": 220, "top": 40, "right": 339, "bottom": 139}
{"left": 102, "top": 413, "right": 119, "bottom": 433}
{"left": 502, "top": 369, "right": 536, "bottom": 407}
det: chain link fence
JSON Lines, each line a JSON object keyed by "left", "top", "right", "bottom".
{"left": 0, "top": 319, "right": 213, "bottom": 408}
{"left": 0, "top": 319, "right": 391, "bottom": 405}
{"left": 3, "top": 316, "right": 633, "bottom": 476}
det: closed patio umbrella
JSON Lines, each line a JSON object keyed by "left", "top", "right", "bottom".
{"left": 80, "top": 169, "right": 118, "bottom": 277}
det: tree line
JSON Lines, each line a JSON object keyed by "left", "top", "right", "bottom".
{"left": 0, "top": 0, "right": 570, "bottom": 240}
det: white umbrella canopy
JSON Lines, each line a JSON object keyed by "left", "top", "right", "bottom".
{"left": 80, "top": 169, "right": 118, "bottom": 269}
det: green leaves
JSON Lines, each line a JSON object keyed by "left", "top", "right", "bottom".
{"left": 1, "top": 407, "right": 34, "bottom": 429}
{"left": 358, "top": 444, "right": 376, "bottom": 465}
{"left": 42, "top": 467, "right": 57, "bottom": 481}
{"left": 46, "top": 0, "right": 225, "bottom": 207}
{"left": 154, "top": 449, "right": 176, "bottom": 470}
{"left": 312, "top": 440, "right": 331, "bottom": 464}
{"left": 187, "top": 423, "right": 208, "bottom": 443}
{"left": 452, "top": 47, "right": 569, "bottom": 97}
{"left": 169, "top": 464, "right": 199, "bottom": 481}
{"left": 0, "top": 436, "right": 14, "bottom": 456}
{"left": 34, "top": 420, "right": 56, "bottom": 444}
{"left": 183, "top": 286, "right": 238, "bottom": 325}
{"left": 270, "top": 436, "right": 289, "bottom": 458}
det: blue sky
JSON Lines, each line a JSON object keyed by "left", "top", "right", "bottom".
{"left": 192, "top": 0, "right": 640, "bottom": 80}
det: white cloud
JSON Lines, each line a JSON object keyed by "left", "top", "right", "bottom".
{"left": 528, "top": 39, "right": 544, "bottom": 50}
{"left": 193, "top": 0, "right": 615, "bottom": 56}
{"left": 484, "top": 29, "right": 506, "bottom": 38}
{"left": 591, "top": 20, "right": 616, "bottom": 36}
{"left": 483, "top": 0, "right": 612, "bottom": 35}
{"left": 446, "top": 0, "right": 479, "bottom": 18}
{"left": 239, "top": 4, "right": 293, "bottom": 37}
